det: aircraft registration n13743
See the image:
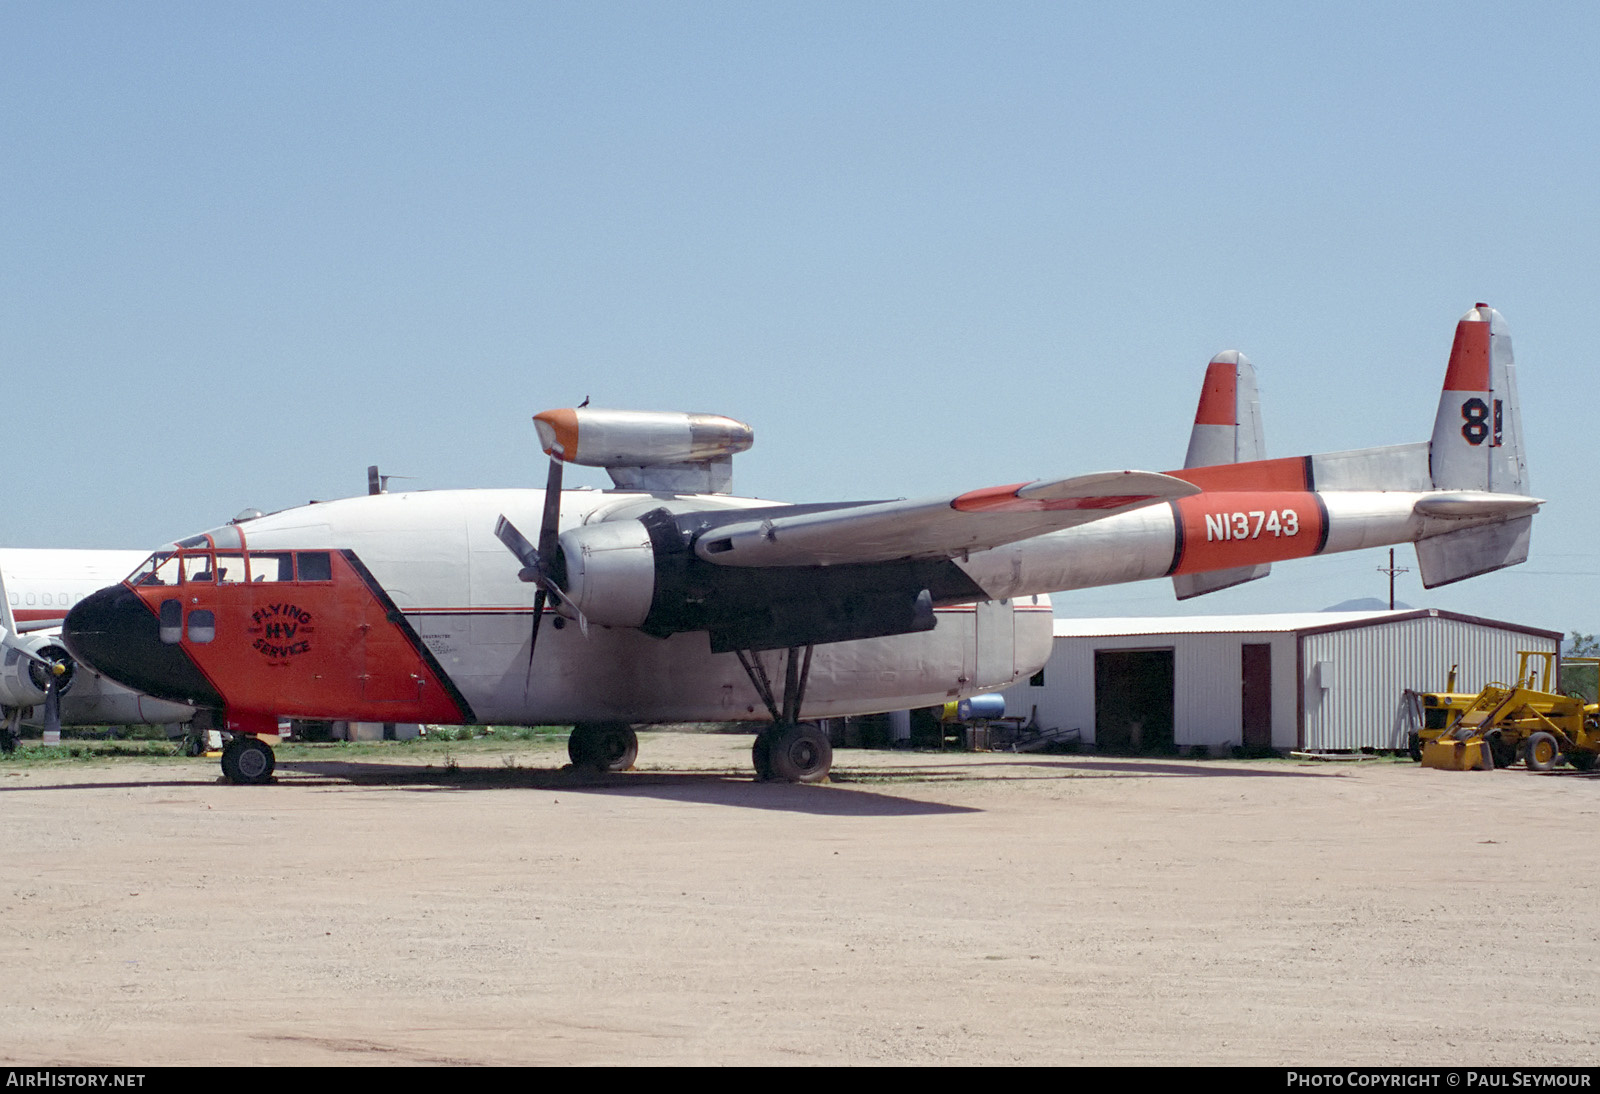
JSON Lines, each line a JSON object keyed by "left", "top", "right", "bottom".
{"left": 64, "top": 305, "right": 1539, "bottom": 784}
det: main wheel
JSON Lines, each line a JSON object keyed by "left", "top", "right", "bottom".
{"left": 568, "top": 723, "right": 638, "bottom": 772}
{"left": 1486, "top": 730, "right": 1518, "bottom": 770}
{"left": 767, "top": 723, "right": 832, "bottom": 784}
{"left": 220, "top": 736, "right": 275, "bottom": 785}
{"left": 1524, "top": 731, "right": 1560, "bottom": 773}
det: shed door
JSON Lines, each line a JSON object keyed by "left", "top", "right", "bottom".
{"left": 1241, "top": 643, "right": 1272, "bottom": 749}
{"left": 1094, "top": 649, "right": 1174, "bottom": 753}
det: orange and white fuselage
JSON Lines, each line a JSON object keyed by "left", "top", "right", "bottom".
{"left": 62, "top": 305, "right": 1540, "bottom": 736}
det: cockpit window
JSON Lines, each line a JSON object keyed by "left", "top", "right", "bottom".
{"left": 181, "top": 554, "right": 215, "bottom": 584}
{"left": 215, "top": 553, "right": 246, "bottom": 585}
{"left": 132, "top": 553, "right": 183, "bottom": 587}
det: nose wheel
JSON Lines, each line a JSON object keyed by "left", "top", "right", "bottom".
{"left": 220, "top": 736, "right": 276, "bottom": 785}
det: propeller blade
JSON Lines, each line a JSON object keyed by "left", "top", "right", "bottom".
{"left": 494, "top": 515, "right": 540, "bottom": 572}
{"left": 536, "top": 457, "right": 563, "bottom": 568}
{"left": 1, "top": 626, "right": 52, "bottom": 668}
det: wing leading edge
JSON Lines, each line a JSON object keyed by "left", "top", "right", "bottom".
{"left": 690, "top": 470, "right": 1201, "bottom": 568}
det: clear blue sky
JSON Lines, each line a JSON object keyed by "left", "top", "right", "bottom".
{"left": 4, "top": 2, "right": 1596, "bottom": 634}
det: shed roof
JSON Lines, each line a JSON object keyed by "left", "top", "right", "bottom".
{"left": 1052, "top": 609, "right": 1560, "bottom": 642}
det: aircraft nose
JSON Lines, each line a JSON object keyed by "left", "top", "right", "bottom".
{"left": 63, "top": 586, "right": 225, "bottom": 708}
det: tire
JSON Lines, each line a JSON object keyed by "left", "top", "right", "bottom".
{"left": 221, "top": 737, "right": 275, "bottom": 785}
{"left": 1486, "top": 731, "right": 1518, "bottom": 770}
{"left": 1567, "top": 751, "right": 1596, "bottom": 772}
{"left": 751, "top": 731, "right": 773, "bottom": 780}
{"left": 1524, "top": 731, "right": 1560, "bottom": 773}
{"left": 568, "top": 723, "right": 637, "bottom": 772}
{"left": 1407, "top": 732, "right": 1423, "bottom": 763}
{"left": 767, "top": 723, "right": 832, "bottom": 784}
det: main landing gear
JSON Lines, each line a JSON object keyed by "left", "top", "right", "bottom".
{"left": 220, "top": 735, "right": 275, "bottom": 785}
{"left": 736, "top": 644, "right": 833, "bottom": 784}
{"left": 567, "top": 722, "right": 639, "bottom": 772}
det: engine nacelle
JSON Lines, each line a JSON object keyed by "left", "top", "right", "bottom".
{"left": 533, "top": 408, "right": 753, "bottom": 467}
{"left": 0, "top": 638, "right": 76, "bottom": 707}
{"left": 557, "top": 521, "right": 658, "bottom": 628}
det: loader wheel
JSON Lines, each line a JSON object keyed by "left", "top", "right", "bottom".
{"left": 1407, "top": 732, "right": 1423, "bottom": 763}
{"left": 1567, "top": 752, "right": 1596, "bottom": 772}
{"left": 1486, "top": 731, "right": 1518, "bottom": 770}
{"left": 1524, "top": 731, "right": 1560, "bottom": 773}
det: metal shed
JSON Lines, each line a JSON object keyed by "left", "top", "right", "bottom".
{"left": 998, "top": 610, "right": 1561, "bottom": 753}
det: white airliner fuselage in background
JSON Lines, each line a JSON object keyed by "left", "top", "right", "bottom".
{"left": 1, "top": 549, "right": 195, "bottom": 741}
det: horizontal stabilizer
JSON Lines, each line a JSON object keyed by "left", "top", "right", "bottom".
{"left": 695, "top": 471, "right": 1200, "bottom": 568}
{"left": 1415, "top": 515, "right": 1532, "bottom": 588}
{"left": 1173, "top": 564, "right": 1272, "bottom": 601}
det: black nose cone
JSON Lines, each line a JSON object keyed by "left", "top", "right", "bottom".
{"left": 64, "top": 586, "right": 225, "bottom": 708}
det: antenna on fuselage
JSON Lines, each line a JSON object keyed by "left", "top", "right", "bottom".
{"left": 367, "top": 465, "right": 415, "bottom": 496}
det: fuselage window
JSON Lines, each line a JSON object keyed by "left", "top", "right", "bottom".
{"left": 250, "top": 553, "right": 294, "bottom": 582}
{"left": 41, "top": 594, "right": 51, "bottom": 606}
{"left": 296, "top": 552, "right": 332, "bottom": 582}
{"left": 159, "top": 599, "right": 182, "bottom": 644}
{"left": 6, "top": 593, "right": 15, "bottom": 606}
{"left": 187, "top": 609, "right": 216, "bottom": 644}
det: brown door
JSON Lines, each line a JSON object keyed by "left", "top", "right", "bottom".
{"left": 1241, "top": 643, "right": 1272, "bottom": 750}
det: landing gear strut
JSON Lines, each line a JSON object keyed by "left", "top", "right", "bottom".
{"left": 220, "top": 735, "right": 275, "bottom": 785}
{"left": 568, "top": 723, "right": 638, "bottom": 772}
{"left": 737, "top": 644, "right": 832, "bottom": 783}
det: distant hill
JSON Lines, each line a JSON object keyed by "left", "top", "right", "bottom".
{"left": 1323, "top": 597, "right": 1413, "bottom": 612}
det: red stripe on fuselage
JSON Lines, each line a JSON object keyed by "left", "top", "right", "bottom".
{"left": 1170, "top": 491, "right": 1325, "bottom": 574}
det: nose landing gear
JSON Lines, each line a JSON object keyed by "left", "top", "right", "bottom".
{"left": 220, "top": 735, "right": 275, "bottom": 785}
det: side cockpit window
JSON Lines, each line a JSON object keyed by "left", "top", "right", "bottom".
{"left": 250, "top": 553, "right": 294, "bottom": 582}
{"left": 215, "top": 554, "right": 246, "bottom": 585}
{"left": 296, "top": 552, "right": 332, "bottom": 582}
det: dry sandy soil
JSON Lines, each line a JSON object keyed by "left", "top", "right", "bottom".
{"left": 2, "top": 732, "right": 1597, "bottom": 1066}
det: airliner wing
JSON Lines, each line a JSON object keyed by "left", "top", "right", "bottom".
{"left": 692, "top": 470, "right": 1199, "bottom": 567}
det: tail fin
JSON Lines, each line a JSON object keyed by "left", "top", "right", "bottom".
{"left": 1173, "top": 351, "right": 1273, "bottom": 600}
{"left": 1418, "top": 303, "right": 1534, "bottom": 587}
{"left": 1429, "top": 304, "right": 1528, "bottom": 493}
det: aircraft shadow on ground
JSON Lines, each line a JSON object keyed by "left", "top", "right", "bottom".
{"left": 268, "top": 760, "right": 979, "bottom": 816}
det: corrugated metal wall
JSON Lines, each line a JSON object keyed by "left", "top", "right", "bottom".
{"left": 1003, "top": 613, "right": 1559, "bottom": 753}
{"left": 1300, "top": 617, "right": 1558, "bottom": 751}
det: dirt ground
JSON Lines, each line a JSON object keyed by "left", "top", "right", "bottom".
{"left": 2, "top": 732, "right": 1597, "bottom": 1066}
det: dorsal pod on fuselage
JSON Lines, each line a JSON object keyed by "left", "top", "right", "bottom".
{"left": 532, "top": 408, "right": 754, "bottom": 494}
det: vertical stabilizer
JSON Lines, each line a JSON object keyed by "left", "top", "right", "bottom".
{"left": 1429, "top": 304, "right": 1528, "bottom": 493}
{"left": 1183, "top": 351, "right": 1266, "bottom": 466}
{"left": 1174, "top": 351, "right": 1273, "bottom": 600}
{"left": 1418, "top": 304, "right": 1534, "bottom": 587}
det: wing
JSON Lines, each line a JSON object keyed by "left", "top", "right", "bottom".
{"left": 691, "top": 470, "right": 1200, "bottom": 567}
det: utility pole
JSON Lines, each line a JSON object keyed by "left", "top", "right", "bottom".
{"left": 1378, "top": 548, "right": 1410, "bottom": 610}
